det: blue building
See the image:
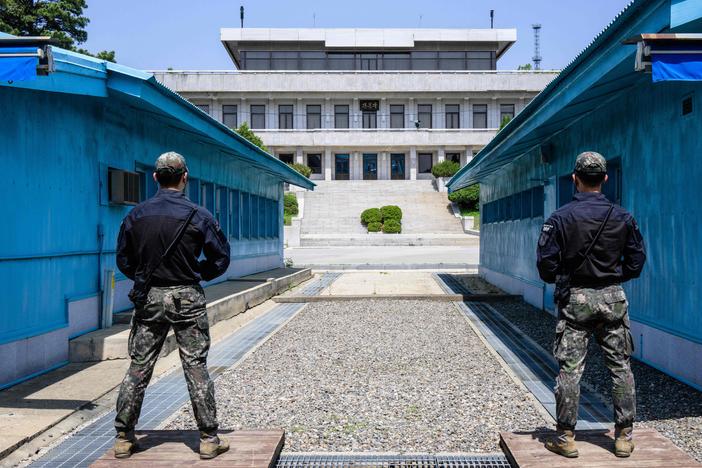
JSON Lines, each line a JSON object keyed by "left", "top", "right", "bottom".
{"left": 448, "top": 0, "right": 702, "bottom": 389}
{"left": 0, "top": 34, "right": 314, "bottom": 388}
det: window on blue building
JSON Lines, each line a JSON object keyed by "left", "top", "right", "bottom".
{"left": 230, "top": 190, "right": 240, "bottom": 240}
{"left": 216, "top": 187, "right": 228, "bottom": 238}
{"left": 187, "top": 177, "right": 200, "bottom": 204}
{"left": 242, "top": 193, "right": 251, "bottom": 239}
{"left": 603, "top": 160, "right": 622, "bottom": 205}
{"left": 558, "top": 174, "right": 575, "bottom": 208}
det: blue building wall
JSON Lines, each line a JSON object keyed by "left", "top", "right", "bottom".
{"left": 0, "top": 84, "right": 289, "bottom": 387}
{"left": 478, "top": 76, "right": 702, "bottom": 387}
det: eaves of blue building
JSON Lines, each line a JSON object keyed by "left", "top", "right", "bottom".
{"left": 447, "top": 0, "right": 702, "bottom": 389}
{"left": 0, "top": 36, "right": 314, "bottom": 389}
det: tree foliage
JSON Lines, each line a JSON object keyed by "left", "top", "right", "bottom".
{"left": 235, "top": 122, "right": 268, "bottom": 152}
{"left": 288, "top": 163, "right": 312, "bottom": 178}
{"left": 518, "top": 63, "right": 533, "bottom": 70}
{"left": 499, "top": 114, "right": 512, "bottom": 130}
{"left": 0, "top": 0, "right": 116, "bottom": 61}
{"left": 431, "top": 160, "right": 460, "bottom": 178}
{"left": 448, "top": 184, "right": 480, "bottom": 210}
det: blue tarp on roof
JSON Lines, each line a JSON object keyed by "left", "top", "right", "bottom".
{"left": 652, "top": 52, "right": 702, "bottom": 81}
{"left": 0, "top": 47, "right": 37, "bottom": 81}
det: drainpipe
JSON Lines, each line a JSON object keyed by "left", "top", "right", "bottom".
{"left": 96, "top": 223, "right": 104, "bottom": 327}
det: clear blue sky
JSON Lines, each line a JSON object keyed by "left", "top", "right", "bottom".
{"left": 83, "top": 0, "right": 632, "bottom": 71}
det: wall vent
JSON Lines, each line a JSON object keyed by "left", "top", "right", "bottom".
{"left": 108, "top": 168, "right": 141, "bottom": 205}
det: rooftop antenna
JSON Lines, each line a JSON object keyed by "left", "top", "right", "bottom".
{"left": 313, "top": 13, "right": 316, "bottom": 27}
{"left": 418, "top": 14, "right": 423, "bottom": 28}
{"left": 532, "top": 23, "right": 542, "bottom": 70}
{"left": 240, "top": 5, "right": 244, "bottom": 28}
{"left": 490, "top": 10, "right": 494, "bottom": 29}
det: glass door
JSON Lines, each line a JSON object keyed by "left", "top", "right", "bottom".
{"left": 335, "top": 154, "right": 350, "bottom": 180}
{"left": 390, "top": 154, "right": 406, "bottom": 180}
{"left": 363, "top": 154, "right": 378, "bottom": 180}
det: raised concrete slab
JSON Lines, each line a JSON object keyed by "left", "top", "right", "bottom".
{"left": 285, "top": 245, "right": 479, "bottom": 270}
{"left": 500, "top": 428, "right": 701, "bottom": 467}
{"left": 70, "top": 268, "right": 312, "bottom": 362}
{"left": 90, "top": 429, "right": 285, "bottom": 467}
{"left": 317, "top": 271, "right": 445, "bottom": 296}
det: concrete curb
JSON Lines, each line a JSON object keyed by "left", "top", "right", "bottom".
{"left": 274, "top": 294, "right": 520, "bottom": 303}
{"left": 69, "top": 269, "right": 313, "bottom": 362}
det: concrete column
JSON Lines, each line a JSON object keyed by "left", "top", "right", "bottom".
{"left": 296, "top": 98, "right": 303, "bottom": 129}
{"left": 435, "top": 97, "right": 443, "bottom": 129}
{"left": 324, "top": 97, "right": 332, "bottom": 129}
{"left": 461, "top": 148, "right": 474, "bottom": 167}
{"left": 409, "top": 147, "right": 417, "bottom": 180}
{"left": 490, "top": 97, "right": 499, "bottom": 128}
{"left": 295, "top": 147, "right": 304, "bottom": 165}
{"left": 408, "top": 98, "right": 415, "bottom": 128}
{"left": 240, "top": 97, "right": 247, "bottom": 126}
{"left": 324, "top": 149, "right": 332, "bottom": 181}
{"left": 380, "top": 97, "right": 388, "bottom": 128}
{"left": 463, "top": 97, "right": 470, "bottom": 129}
{"left": 267, "top": 98, "right": 275, "bottom": 129}
{"left": 352, "top": 98, "right": 360, "bottom": 129}
{"left": 379, "top": 152, "right": 387, "bottom": 179}
{"left": 438, "top": 147, "right": 446, "bottom": 164}
{"left": 210, "top": 97, "right": 222, "bottom": 123}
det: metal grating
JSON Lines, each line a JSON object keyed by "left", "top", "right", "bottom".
{"left": 276, "top": 454, "right": 511, "bottom": 468}
{"left": 29, "top": 303, "right": 305, "bottom": 467}
{"left": 298, "top": 272, "right": 342, "bottom": 296}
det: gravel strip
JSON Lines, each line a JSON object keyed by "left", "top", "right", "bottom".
{"left": 165, "top": 299, "right": 547, "bottom": 452}
{"left": 444, "top": 274, "right": 505, "bottom": 295}
{"left": 492, "top": 299, "right": 702, "bottom": 462}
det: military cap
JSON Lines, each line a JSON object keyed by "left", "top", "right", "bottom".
{"left": 574, "top": 151, "right": 607, "bottom": 174}
{"left": 155, "top": 151, "right": 188, "bottom": 174}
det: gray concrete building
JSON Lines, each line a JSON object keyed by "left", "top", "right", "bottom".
{"left": 154, "top": 28, "right": 558, "bottom": 182}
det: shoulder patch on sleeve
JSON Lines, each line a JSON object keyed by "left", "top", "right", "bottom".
{"left": 538, "top": 223, "right": 554, "bottom": 247}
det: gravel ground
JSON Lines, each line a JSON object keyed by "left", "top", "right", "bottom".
{"left": 165, "top": 300, "right": 547, "bottom": 452}
{"left": 492, "top": 299, "right": 702, "bottom": 462}
{"left": 444, "top": 274, "right": 505, "bottom": 295}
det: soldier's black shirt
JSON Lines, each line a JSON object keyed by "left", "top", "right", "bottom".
{"left": 536, "top": 192, "right": 646, "bottom": 287}
{"left": 116, "top": 188, "right": 231, "bottom": 286}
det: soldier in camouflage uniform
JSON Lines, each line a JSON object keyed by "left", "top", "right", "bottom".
{"left": 115, "top": 152, "right": 231, "bottom": 459}
{"left": 537, "top": 152, "right": 646, "bottom": 458}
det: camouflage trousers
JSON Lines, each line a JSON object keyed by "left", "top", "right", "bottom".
{"left": 115, "top": 285, "right": 218, "bottom": 434}
{"left": 553, "top": 284, "right": 636, "bottom": 430}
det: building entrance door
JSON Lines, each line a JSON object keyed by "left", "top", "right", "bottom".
{"left": 363, "top": 153, "right": 378, "bottom": 180}
{"left": 390, "top": 154, "right": 405, "bottom": 180}
{"left": 335, "top": 154, "right": 350, "bottom": 180}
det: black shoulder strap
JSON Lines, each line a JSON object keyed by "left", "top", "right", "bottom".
{"left": 575, "top": 203, "right": 614, "bottom": 271}
{"left": 143, "top": 207, "right": 197, "bottom": 284}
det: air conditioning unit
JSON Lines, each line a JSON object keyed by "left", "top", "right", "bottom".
{"left": 108, "top": 168, "right": 141, "bottom": 205}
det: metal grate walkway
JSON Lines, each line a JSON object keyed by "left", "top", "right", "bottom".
{"left": 30, "top": 303, "right": 305, "bottom": 467}
{"left": 28, "top": 271, "right": 344, "bottom": 467}
{"left": 276, "top": 454, "right": 511, "bottom": 468}
{"left": 434, "top": 273, "right": 610, "bottom": 429}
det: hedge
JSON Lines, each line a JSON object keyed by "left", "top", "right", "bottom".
{"left": 288, "top": 162, "right": 312, "bottom": 178}
{"left": 431, "top": 160, "right": 461, "bottom": 178}
{"left": 382, "top": 219, "right": 402, "bottom": 234}
{"left": 367, "top": 222, "right": 382, "bottom": 232}
{"left": 448, "top": 184, "right": 480, "bottom": 210}
{"left": 361, "top": 208, "right": 382, "bottom": 225}
{"left": 284, "top": 192, "right": 299, "bottom": 216}
{"left": 380, "top": 205, "right": 402, "bottom": 222}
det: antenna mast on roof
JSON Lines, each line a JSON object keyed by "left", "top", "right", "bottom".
{"left": 240, "top": 5, "right": 244, "bottom": 28}
{"left": 532, "top": 24, "right": 542, "bottom": 70}
{"left": 490, "top": 10, "right": 494, "bottom": 29}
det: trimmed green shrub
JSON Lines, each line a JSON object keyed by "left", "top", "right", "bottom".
{"left": 382, "top": 219, "right": 402, "bottom": 234}
{"left": 367, "top": 222, "right": 382, "bottom": 232}
{"left": 283, "top": 192, "right": 299, "bottom": 216}
{"left": 448, "top": 184, "right": 480, "bottom": 210}
{"left": 361, "top": 208, "right": 382, "bottom": 225}
{"left": 431, "top": 160, "right": 461, "bottom": 178}
{"left": 380, "top": 205, "right": 402, "bottom": 222}
{"left": 288, "top": 162, "right": 312, "bottom": 178}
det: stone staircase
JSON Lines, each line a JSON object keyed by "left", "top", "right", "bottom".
{"left": 300, "top": 180, "right": 475, "bottom": 246}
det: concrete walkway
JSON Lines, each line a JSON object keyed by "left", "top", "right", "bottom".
{"left": 285, "top": 245, "right": 479, "bottom": 270}
{"left": 318, "top": 271, "right": 446, "bottom": 296}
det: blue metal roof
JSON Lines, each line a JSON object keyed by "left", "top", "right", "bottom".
{"left": 0, "top": 38, "right": 315, "bottom": 190}
{"left": 447, "top": 0, "right": 684, "bottom": 191}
